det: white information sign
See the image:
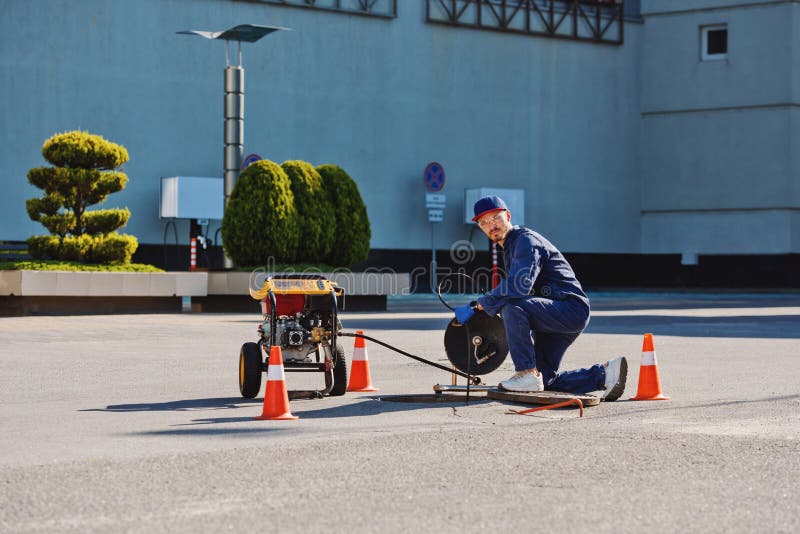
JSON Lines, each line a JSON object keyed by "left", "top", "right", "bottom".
{"left": 427, "top": 209, "right": 444, "bottom": 223}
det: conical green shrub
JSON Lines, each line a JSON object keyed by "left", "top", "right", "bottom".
{"left": 281, "top": 160, "right": 336, "bottom": 262}
{"left": 317, "top": 164, "right": 371, "bottom": 266}
{"left": 221, "top": 160, "right": 300, "bottom": 265}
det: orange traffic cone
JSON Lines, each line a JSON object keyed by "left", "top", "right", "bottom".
{"left": 347, "top": 331, "right": 378, "bottom": 392}
{"left": 256, "top": 346, "right": 299, "bottom": 420}
{"left": 630, "top": 333, "right": 669, "bottom": 401}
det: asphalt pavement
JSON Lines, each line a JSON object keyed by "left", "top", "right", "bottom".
{"left": 1, "top": 292, "right": 798, "bottom": 533}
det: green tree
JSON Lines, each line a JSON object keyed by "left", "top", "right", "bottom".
{"left": 26, "top": 131, "right": 137, "bottom": 263}
{"left": 317, "top": 164, "right": 371, "bottom": 266}
{"left": 221, "top": 160, "right": 300, "bottom": 265}
{"left": 281, "top": 160, "right": 336, "bottom": 262}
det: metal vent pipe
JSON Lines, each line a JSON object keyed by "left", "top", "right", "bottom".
{"left": 177, "top": 24, "right": 288, "bottom": 270}
{"left": 223, "top": 65, "right": 244, "bottom": 269}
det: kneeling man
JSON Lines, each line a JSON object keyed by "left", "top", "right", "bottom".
{"left": 454, "top": 196, "right": 627, "bottom": 400}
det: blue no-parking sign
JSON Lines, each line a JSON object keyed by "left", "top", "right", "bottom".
{"left": 242, "top": 153, "right": 262, "bottom": 170}
{"left": 423, "top": 162, "right": 445, "bottom": 193}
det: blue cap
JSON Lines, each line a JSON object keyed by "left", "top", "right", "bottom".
{"left": 472, "top": 195, "right": 508, "bottom": 221}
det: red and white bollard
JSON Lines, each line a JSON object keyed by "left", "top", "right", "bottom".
{"left": 190, "top": 237, "right": 197, "bottom": 271}
{"left": 491, "top": 242, "right": 499, "bottom": 289}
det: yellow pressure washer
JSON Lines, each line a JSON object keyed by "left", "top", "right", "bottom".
{"left": 239, "top": 274, "right": 347, "bottom": 399}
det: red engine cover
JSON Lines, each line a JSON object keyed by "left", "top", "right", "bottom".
{"left": 261, "top": 294, "right": 306, "bottom": 316}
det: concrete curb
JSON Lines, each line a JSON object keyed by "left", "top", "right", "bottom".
{"left": 207, "top": 271, "right": 411, "bottom": 297}
{"left": 0, "top": 270, "right": 411, "bottom": 315}
{"left": 0, "top": 270, "right": 207, "bottom": 297}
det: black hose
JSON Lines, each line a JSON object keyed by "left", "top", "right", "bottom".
{"left": 339, "top": 331, "right": 482, "bottom": 385}
{"left": 340, "top": 273, "right": 488, "bottom": 388}
{"left": 436, "top": 273, "right": 477, "bottom": 311}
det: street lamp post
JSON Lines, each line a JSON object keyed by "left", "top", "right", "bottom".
{"left": 178, "top": 24, "right": 289, "bottom": 268}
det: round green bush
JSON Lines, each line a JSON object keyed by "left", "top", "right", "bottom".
{"left": 42, "top": 131, "right": 129, "bottom": 170}
{"left": 221, "top": 160, "right": 300, "bottom": 265}
{"left": 281, "top": 160, "right": 336, "bottom": 262}
{"left": 317, "top": 164, "right": 371, "bottom": 266}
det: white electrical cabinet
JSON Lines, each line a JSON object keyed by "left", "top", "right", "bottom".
{"left": 464, "top": 188, "right": 525, "bottom": 225}
{"left": 160, "top": 176, "right": 224, "bottom": 220}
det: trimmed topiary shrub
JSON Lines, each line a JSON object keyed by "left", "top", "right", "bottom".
{"left": 221, "top": 159, "right": 300, "bottom": 265}
{"left": 317, "top": 164, "right": 371, "bottom": 266}
{"left": 281, "top": 160, "right": 336, "bottom": 262}
{"left": 25, "top": 131, "right": 137, "bottom": 263}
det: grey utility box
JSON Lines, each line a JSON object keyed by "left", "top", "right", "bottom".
{"left": 160, "top": 176, "right": 224, "bottom": 220}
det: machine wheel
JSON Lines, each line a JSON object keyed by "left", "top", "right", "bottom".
{"left": 326, "top": 344, "right": 348, "bottom": 397}
{"left": 239, "top": 342, "right": 263, "bottom": 398}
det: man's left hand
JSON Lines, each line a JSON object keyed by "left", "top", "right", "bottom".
{"left": 454, "top": 304, "right": 475, "bottom": 324}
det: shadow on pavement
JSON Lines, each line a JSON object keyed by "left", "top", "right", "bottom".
{"left": 80, "top": 397, "right": 262, "bottom": 412}
{"left": 585, "top": 314, "right": 800, "bottom": 339}
{"left": 113, "top": 398, "right": 491, "bottom": 436}
{"left": 130, "top": 426, "right": 284, "bottom": 436}
{"left": 190, "top": 396, "right": 491, "bottom": 423}
{"left": 344, "top": 312, "right": 800, "bottom": 338}
{"left": 588, "top": 294, "right": 800, "bottom": 311}
{"left": 88, "top": 396, "right": 495, "bottom": 439}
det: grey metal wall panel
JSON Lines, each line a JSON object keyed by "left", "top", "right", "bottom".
{"left": 641, "top": 209, "right": 794, "bottom": 254}
{"left": 641, "top": 0, "right": 781, "bottom": 16}
{"left": 793, "top": 5, "right": 800, "bottom": 103}
{"left": 639, "top": 0, "right": 798, "bottom": 254}
{"left": 640, "top": 108, "right": 793, "bottom": 211}
{"left": 0, "top": 0, "right": 643, "bottom": 254}
{"left": 641, "top": 2, "right": 794, "bottom": 113}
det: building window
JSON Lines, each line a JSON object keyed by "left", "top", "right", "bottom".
{"left": 701, "top": 24, "right": 728, "bottom": 61}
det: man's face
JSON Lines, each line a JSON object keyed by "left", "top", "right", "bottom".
{"left": 476, "top": 210, "right": 512, "bottom": 243}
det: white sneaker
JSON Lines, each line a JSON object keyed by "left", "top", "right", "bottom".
{"left": 499, "top": 371, "right": 544, "bottom": 392}
{"left": 603, "top": 356, "right": 628, "bottom": 402}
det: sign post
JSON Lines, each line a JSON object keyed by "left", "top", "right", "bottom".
{"left": 423, "top": 162, "right": 446, "bottom": 292}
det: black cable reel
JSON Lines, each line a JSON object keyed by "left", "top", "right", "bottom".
{"left": 438, "top": 275, "right": 509, "bottom": 376}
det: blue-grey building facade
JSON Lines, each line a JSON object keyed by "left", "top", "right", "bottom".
{"left": 640, "top": 0, "right": 799, "bottom": 258}
{"left": 1, "top": 0, "right": 797, "bottom": 285}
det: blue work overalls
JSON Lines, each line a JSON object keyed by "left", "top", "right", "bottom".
{"left": 477, "top": 226, "right": 605, "bottom": 394}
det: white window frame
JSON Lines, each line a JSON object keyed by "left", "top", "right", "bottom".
{"left": 701, "top": 24, "right": 728, "bottom": 61}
